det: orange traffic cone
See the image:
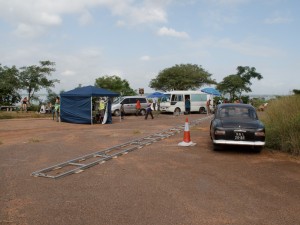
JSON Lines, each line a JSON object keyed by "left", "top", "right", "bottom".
{"left": 178, "top": 117, "right": 196, "bottom": 146}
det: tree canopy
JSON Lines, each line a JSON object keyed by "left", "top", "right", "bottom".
{"left": 18, "top": 61, "right": 59, "bottom": 103}
{"left": 95, "top": 75, "right": 136, "bottom": 96}
{"left": 149, "top": 64, "right": 216, "bottom": 91}
{"left": 292, "top": 89, "right": 300, "bottom": 95}
{"left": 0, "top": 64, "right": 21, "bottom": 105}
{"left": 217, "top": 66, "right": 263, "bottom": 100}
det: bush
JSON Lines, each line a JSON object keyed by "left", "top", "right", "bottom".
{"left": 261, "top": 95, "right": 300, "bottom": 155}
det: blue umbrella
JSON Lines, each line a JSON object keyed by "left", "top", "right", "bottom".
{"left": 147, "top": 92, "right": 165, "bottom": 98}
{"left": 201, "top": 87, "right": 221, "bottom": 96}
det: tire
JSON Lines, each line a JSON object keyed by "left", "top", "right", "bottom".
{"left": 253, "top": 147, "right": 262, "bottom": 153}
{"left": 140, "top": 109, "right": 146, "bottom": 116}
{"left": 174, "top": 108, "right": 181, "bottom": 113}
{"left": 113, "top": 109, "right": 120, "bottom": 117}
{"left": 213, "top": 143, "right": 221, "bottom": 151}
{"left": 199, "top": 107, "right": 205, "bottom": 114}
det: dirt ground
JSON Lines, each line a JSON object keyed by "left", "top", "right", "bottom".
{"left": 0, "top": 113, "right": 299, "bottom": 225}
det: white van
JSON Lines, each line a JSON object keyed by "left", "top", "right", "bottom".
{"left": 159, "top": 90, "right": 212, "bottom": 114}
{"left": 111, "top": 96, "right": 148, "bottom": 116}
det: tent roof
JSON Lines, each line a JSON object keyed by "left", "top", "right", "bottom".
{"left": 61, "top": 85, "right": 119, "bottom": 97}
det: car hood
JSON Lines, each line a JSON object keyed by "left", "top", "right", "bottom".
{"left": 220, "top": 119, "right": 262, "bottom": 129}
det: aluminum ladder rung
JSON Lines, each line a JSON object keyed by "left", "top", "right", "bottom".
{"left": 31, "top": 115, "right": 212, "bottom": 179}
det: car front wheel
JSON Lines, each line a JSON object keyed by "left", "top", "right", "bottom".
{"left": 140, "top": 109, "right": 146, "bottom": 116}
{"left": 213, "top": 143, "right": 222, "bottom": 151}
{"left": 199, "top": 107, "right": 205, "bottom": 114}
{"left": 114, "top": 109, "right": 120, "bottom": 117}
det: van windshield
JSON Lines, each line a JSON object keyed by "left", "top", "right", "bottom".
{"left": 113, "top": 97, "right": 124, "bottom": 104}
{"left": 161, "top": 94, "right": 171, "bottom": 102}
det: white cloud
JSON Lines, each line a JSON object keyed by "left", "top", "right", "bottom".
{"left": 157, "top": 26, "right": 189, "bottom": 39}
{"left": 264, "top": 16, "right": 292, "bottom": 24}
{"left": 116, "top": 20, "right": 126, "bottom": 27}
{"left": 208, "top": 0, "right": 249, "bottom": 6}
{"left": 79, "top": 10, "right": 93, "bottom": 26}
{"left": 140, "top": 55, "right": 151, "bottom": 61}
{"left": 61, "top": 70, "right": 76, "bottom": 77}
{"left": 189, "top": 36, "right": 284, "bottom": 58}
{"left": 216, "top": 37, "right": 284, "bottom": 57}
{"left": 0, "top": 0, "right": 169, "bottom": 37}
{"left": 13, "top": 23, "right": 45, "bottom": 38}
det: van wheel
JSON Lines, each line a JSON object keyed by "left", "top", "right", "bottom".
{"left": 140, "top": 109, "right": 146, "bottom": 116}
{"left": 174, "top": 108, "right": 181, "bottom": 113}
{"left": 114, "top": 110, "right": 120, "bottom": 117}
{"left": 199, "top": 107, "right": 205, "bottom": 114}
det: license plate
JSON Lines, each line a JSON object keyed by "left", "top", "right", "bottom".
{"left": 235, "top": 132, "right": 245, "bottom": 140}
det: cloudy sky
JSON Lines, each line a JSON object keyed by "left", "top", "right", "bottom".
{"left": 0, "top": 0, "right": 299, "bottom": 95}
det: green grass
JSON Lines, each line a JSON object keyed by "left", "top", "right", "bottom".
{"left": 0, "top": 111, "right": 52, "bottom": 119}
{"left": 260, "top": 95, "right": 300, "bottom": 155}
{"left": 28, "top": 138, "right": 41, "bottom": 143}
{"left": 133, "top": 130, "right": 142, "bottom": 134}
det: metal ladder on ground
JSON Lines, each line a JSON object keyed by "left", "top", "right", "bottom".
{"left": 31, "top": 116, "right": 212, "bottom": 179}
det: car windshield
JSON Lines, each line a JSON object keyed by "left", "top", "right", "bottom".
{"left": 113, "top": 97, "right": 124, "bottom": 104}
{"left": 218, "top": 106, "right": 257, "bottom": 119}
{"left": 161, "top": 94, "right": 171, "bottom": 102}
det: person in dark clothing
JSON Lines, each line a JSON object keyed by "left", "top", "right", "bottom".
{"left": 120, "top": 103, "right": 125, "bottom": 119}
{"left": 185, "top": 98, "right": 191, "bottom": 114}
{"left": 145, "top": 103, "right": 154, "bottom": 120}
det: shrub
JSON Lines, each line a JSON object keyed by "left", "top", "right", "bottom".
{"left": 261, "top": 95, "right": 300, "bottom": 155}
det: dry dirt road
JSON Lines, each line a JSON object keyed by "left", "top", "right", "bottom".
{"left": 0, "top": 113, "right": 299, "bottom": 225}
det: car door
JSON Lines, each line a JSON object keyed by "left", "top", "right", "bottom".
{"left": 122, "top": 98, "right": 131, "bottom": 113}
{"left": 128, "top": 98, "right": 137, "bottom": 114}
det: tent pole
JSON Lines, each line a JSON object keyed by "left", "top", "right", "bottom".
{"left": 91, "top": 96, "right": 93, "bottom": 125}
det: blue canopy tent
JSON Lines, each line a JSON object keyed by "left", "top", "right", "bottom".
{"left": 60, "top": 85, "right": 119, "bottom": 124}
{"left": 146, "top": 92, "right": 165, "bottom": 98}
{"left": 201, "top": 87, "right": 221, "bottom": 96}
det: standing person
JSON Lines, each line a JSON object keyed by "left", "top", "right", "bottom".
{"left": 22, "top": 97, "right": 28, "bottom": 112}
{"left": 54, "top": 96, "right": 60, "bottom": 122}
{"left": 135, "top": 99, "right": 141, "bottom": 116}
{"left": 51, "top": 103, "right": 55, "bottom": 120}
{"left": 157, "top": 98, "right": 161, "bottom": 111}
{"left": 185, "top": 97, "right": 191, "bottom": 114}
{"left": 145, "top": 102, "right": 154, "bottom": 120}
{"left": 120, "top": 103, "right": 125, "bottom": 119}
{"left": 153, "top": 98, "right": 157, "bottom": 111}
{"left": 98, "top": 98, "right": 106, "bottom": 122}
{"left": 206, "top": 99, "right": 211, "bottom": 114}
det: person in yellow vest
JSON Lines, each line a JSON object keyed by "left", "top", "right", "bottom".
{"left": 98, "top": 98, "right": 106, "bottom": 122}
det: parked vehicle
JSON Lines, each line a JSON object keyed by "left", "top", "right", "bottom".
{"left": 111, "top": 96, "right": 147, "bottom": 116}
{"left": 159, "top": 91, "right": 212, "bottom": 114}
{"left": 210, "top": 103, "right": 265, "bottom": 152}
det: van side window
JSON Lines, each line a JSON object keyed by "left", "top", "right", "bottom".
{"left": 171, "top": 94, "right": 183, "bottom": 102}
{"left": 122, "top": 98, "right": 130, "bottom": 104}
{"left": 129, "top": 98, "right": 137, "bottom": 104}
{"left": 139, "top": 98, "right": 147, "bottom": 103}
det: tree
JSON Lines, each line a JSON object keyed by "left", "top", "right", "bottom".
{"left": 95, "top": 75, "right": 136, "bottom": 96}
{"left": 217, "top": 66, "right": 263, "bottom": 101}
{"left": 0, "top": 64, "right": 21, "bottom": 105}
{"left": 46, "top": 89, "right": 59, "bottom": 105}
{"left": 18, "top": 61, "right": 59, "bottom": 104}
{"left": 149, "top": 64, "right": 216, "bottom": 91}
{"left": 292, "top": 89, "right": 300, "bottom": 95}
